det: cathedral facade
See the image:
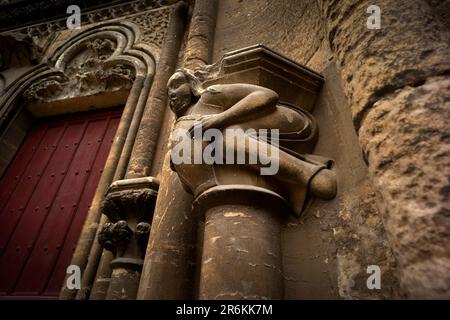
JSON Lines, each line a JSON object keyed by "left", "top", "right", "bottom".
{"left": 0, "top": 0, "right": 449, "bottom": 300}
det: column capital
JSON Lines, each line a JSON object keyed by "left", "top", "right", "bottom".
{"left": 193, "top": 184, "right": 292, "bottom": 222}
{"left": 101, "top": 177, "right": 159, "bottom": 223}
{"left": 98, "top": 177, "right": 159, "bottom": 261}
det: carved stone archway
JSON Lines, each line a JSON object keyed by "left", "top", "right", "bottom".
{"left": 0, "top": 3, "right": 180, "bottom": 300}
{"left": 1, "top": 20, "right": 158, "bottom": 121}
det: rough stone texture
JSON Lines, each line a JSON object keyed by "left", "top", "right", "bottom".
{"left": 317, "top": 63, "right": 398, "bottom": 299}
{"left": 426, "top": 0, "right": 450, "bottom": 30}
{"left": 334, "top": 182, "right": 399, "bottom": 299}
{"left": 322, "top": 0, "right": 450, "bottom": 129}
{"left": 322, "top": 0, "right": 450, "bottom": 298}
{"left": 359, "top": 76, "right": 450, "bottom": 298}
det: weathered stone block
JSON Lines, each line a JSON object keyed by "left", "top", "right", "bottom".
{"left": 359, "top": 76, "right": 450, "bottom": 298}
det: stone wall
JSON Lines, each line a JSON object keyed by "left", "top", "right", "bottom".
{"left": 322, "top": 0, "right": 450, "bottom": 298}
{"left": 0, "top": 0, "right": 448, "bottom": 299}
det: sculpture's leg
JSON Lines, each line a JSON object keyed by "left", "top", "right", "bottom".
{"left": 222, "top": 131, "right": 336, "bottom": 198}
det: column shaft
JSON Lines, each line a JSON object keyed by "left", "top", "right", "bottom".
{"left": 103, "top": 2, "right": 187, "bottom": 300}
{"left": 200, "top": 204, "right": 283, "bottom": 300}
{"left": 137, "top": 0, "right": 218, "bottom": 300}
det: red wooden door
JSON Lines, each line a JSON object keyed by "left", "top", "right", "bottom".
{"left": 0, "top": 107, "right": 122, "bottom": 299}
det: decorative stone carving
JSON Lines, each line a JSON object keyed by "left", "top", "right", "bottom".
{"left": 98, "top": 220, "right": 133, "bottom": 257}
{"left": 22, "top": 77, "right": 66, "bottom": 102}
{"left": 101, "top": 188, "right": 158, "bottom": 224}
{"left": 1, "top": 2, "right": 172, "bottom": 67}
{"left": 98, "top": 177, "right": 159, "bottom": 261}
{"left": 128, "top": 7, "right": 171, "bottom": 52}
{"left": 1, "top": 0, "right": 170, "bottom": 38}
{"left": 23, "top": 38, "right": 135, "bottom": 105}
{"left": 135, "top": 222, "right": 151, "bottom": 253}
{"left": 167, "top": 47, "right": 337, "bottom": 217}
{"left": 98, "top": 220, "right": 151, "bottom": 257}
{"left": 85, "top": 38, "right": 116, "bottom": 59}
{"left": 167, "top": 45, "right": 337, "bottom": 299}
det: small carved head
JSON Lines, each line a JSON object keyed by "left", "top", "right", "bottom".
{"left": 167, "top": 68, "right": 205, "bottom": 117}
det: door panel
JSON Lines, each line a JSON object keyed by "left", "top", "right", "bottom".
{"left": 44, "top": 117, "right": 120, "bottom": 296}
{"left": 0, "top": 108, "right": 122, "bottom": 298}
{"left": 0, "top": 125, "right": 47, "bottom": 208}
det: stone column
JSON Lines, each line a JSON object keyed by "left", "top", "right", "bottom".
{"left": 98, "top": 177, "right": 159, "bottom": 300}
{"left": 321, "top": 0, "right": 450, "bottom": 298}
{"left": 125, "top": 1, "right": 188, "bottom": 179}
{"left": 194, "top": 186, "right": 287, "bottom": 299}
{"left": 60, "top": 73, "right": 147, "bottom": 300}
{"left": 137, "top": 0, "right": 218, "bottom": 300}
{"left": 89, "top": 1, "right": 187, "bottom": 300}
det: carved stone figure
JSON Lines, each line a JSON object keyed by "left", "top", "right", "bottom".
{"left": 98, "top": 220, "right": 133, "bottom": 257}
{"left": 167, "top": 68, "right": 337, "bottom": 216}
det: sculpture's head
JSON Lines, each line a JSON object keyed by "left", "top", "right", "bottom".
{"left": 167, "top": 68, "right": 205, "bottom": 117}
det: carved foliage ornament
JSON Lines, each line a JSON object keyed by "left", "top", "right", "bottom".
{"left": 23, "top": 38, "right": 135, "bottom": 104}
{"left": 100, "top": 188, "right": 157, "bottom": 223}
{"left": 98, "top": 220, "right": 151, "bottom": 257}
{"left": 128, "top": 7, "right": 171, "bottom": 51}
{"left": 2, "top": 3, "right": 172, "bottom": 69}
{"left": 98, "top": 177, "right": 158, "bottom": 259}
{"left": 98, "top": 220, "right": 133, "bottom": 257}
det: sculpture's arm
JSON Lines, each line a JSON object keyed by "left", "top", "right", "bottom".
{"left": 200, "top": 84, "right": 279, "bottom": 130}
